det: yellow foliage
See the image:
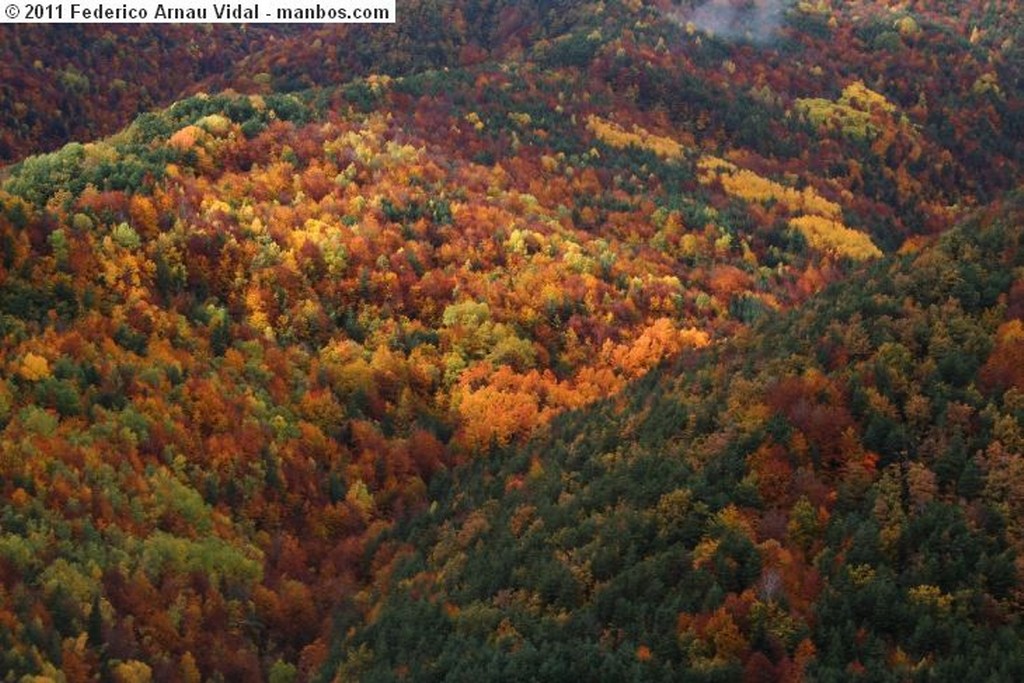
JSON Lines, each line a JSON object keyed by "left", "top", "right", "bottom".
{"left": 692, "top": 537, "right": 720, "bottom": 570}
{"left": 18, "top": 352, "right": 51, "bottom": 381}
{"left": 82, "top": 141, "right": 119, "bottom": 171}
{"left": 465, "top": 111, "right": 485, "bottom": 131}
{"left": 180, "top": 652, "right": 202, "bottom": 683}
{"left": 796, "top": 1, "right": 830, "bottom": 14}
{"left": 696, "top": 155, "right": 737, "bottom": 182}
{"left": 197, "top": 114, "right": 231, "bottom": 136}
{"left": 586, "top": 115, "right": 684, "bottom": 160}
{"left": 894, "top": 16, "right": 920, "bottom": 37}
{"left": 365, "top": 73, "right": 392, "bottom": 93}
{"left": 346, "top": 479, "right": 375, "bottom": 519}
{"left": 244, "top": 284, "right": 270, "bottom": 332}
{"left": 710, "top": 166, "right": 842, "bottom": 219}
{"left": 840, "top": 81, "right": 897, "bottom": 114}
{"left": 908, "top": 584, "right": 952, "bottom": 612}
{"left": 704, "top": 609, "right": 748, "bottom": 663}
{"left": 973, "top": 72, "right": 1003, "bottom": 97}
{"left": 789, "top": 215, "right": 882, "bottom": 260}
{"left": 507, "top": 112, "right": 533, "bottom": 128}
{"left": 699, "top": 157, "right": 846, "bottom": 234}
{"left": 847, "top": 564, "right": 877, "bottom": 588}
{"left": 796, "top": 81, "right": 900, "bottom": 140}
{"left": 715, "top": 505, "right": 754, "bottom": 536}
{"left": 797, "top": 98, "right": 872, "bottom": 138}
{"left": 113, "top": 660, "right": 153, "bottom": 683}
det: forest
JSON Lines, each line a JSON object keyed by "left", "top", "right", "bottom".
{"left": 0, "top": 0, "right": 1022, "bottom": 680}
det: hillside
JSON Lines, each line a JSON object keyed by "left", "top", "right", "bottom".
{"left": 0, "top": 1, "right": 1022, "bottom": 681}
{"left": 331, "top": 191, "right": 1024, "bottom": 681}
{"left": 0, "top": 25, "right": 299, "bottom": 163}
{"left": 0, "top": 1, "right": 623, "bottom": 164}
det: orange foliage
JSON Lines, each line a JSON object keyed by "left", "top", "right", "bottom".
{"left": 168, "top": 125, "right": 202, "bottom": 151}
{"left": 602, "top": 318, "right": 709, "bottom": 379}
{"left": 980, "top": 319, "right": 1024, "bottom": 394}
{"left": 710, "top": 265, "right": 754, "bottom": 300}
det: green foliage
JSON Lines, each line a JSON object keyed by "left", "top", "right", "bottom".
{"left": 269, "top": 660, "right": 298, "bottom": 683}
{"left": 140, "top": 532, "right": 262, "bottom": 586}
{"left": 325, "top": 195, "right": 1024, "bottom": 679}
{"left": 540, "top": 31, "right": 601, "bottom": 68}
{"left": 3, "top": 143, "right": 85, "bottom": 206}
{"left": 19, "top": 405, "right": 59, "bottom": 436}
{"left": 111, "top": 222, "right": 141, "bottom": 250}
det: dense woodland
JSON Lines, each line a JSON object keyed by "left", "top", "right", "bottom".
{"left": 0, "top": 1, "right": 1023, "bottom": 680}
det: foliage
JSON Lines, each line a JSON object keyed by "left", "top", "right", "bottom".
{"left": 0, "top": 2, "right": 1022, "bottom": 680}
{"left": 327, "top": 192, "right": 1024, "bottom": 681}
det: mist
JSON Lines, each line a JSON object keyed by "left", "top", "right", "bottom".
{"left": 684, "top": 0, "right": 789, "bottom": 44}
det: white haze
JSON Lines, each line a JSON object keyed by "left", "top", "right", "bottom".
{"left": 685, "top": 0, "right": 789, "bottom": 44}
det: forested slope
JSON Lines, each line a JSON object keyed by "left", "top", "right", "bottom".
{"left": 332, "top": 191, "right": 1024, "bottom": 681}
{"left": 0, "top": 1, "right": 1021, "bottom": 681}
